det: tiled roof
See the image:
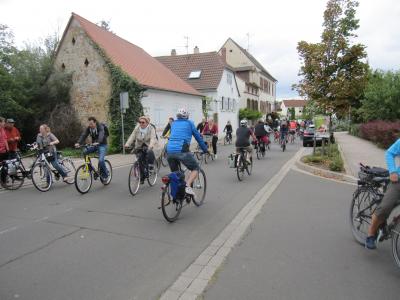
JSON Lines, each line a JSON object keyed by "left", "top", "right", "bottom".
{"left": 155, "top": 52, "right": 231, "bottom": 91}
{"left": 282, "top": 99, "right": 307, "bottom": 108}
{"left": 69, "top": 13, "right": 201, "bottom": 96}
{"left": 223, "top": 38, "right": 277, "bottom": 82}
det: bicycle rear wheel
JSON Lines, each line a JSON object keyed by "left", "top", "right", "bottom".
{"left": 99, "top": 160, "right": 112, "bottom": 185}
{"left": 161, "top": 185, "right": 182, "bottom": 222}
{"left": 236, "top": 156, "right": 245, "bottom": 181}
{"left": 350, "top": 187, "right": 379, "bottom": 245}
{"left": 60, "top": 158, "right": 76, "bottom": 184}
{"left": 256, "top": 146, "right": 261, "bottom": 160}
{"left": 246, "top": 157, "right": 253, "bottom": 175}
{"left": 31, "top": 162, "right": 52, "bottom": 192}
{"left": 192, "top": 168, "right": 206, "bottom": 206}
{"left": 147, "top": 160, "right": 158, "bottom": 186}
{"left": 75, "top": 164, "right": 93, "bottom": 194}
{"left": 129, "top": 162, "right": 141, "bottom": 196}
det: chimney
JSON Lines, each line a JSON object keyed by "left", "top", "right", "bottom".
{"left": 221, "top": 47, "right": 227, "bottom": 62}
{"left": 194, "top": 46, "right": 199, "bottom": 54}
{"left": 171, "top": 49, "right": 176, "bottom": 56}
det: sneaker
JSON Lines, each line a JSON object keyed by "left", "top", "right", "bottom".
{"left": 185, "top": 186, "right": 196, "bottom": 200}
{"left": 214, "top": 154, "right": 218, "bottom": 159}
{"left": 365, "top": 236, "right": 377, "bottom": 250}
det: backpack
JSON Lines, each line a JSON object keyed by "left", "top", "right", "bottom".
{"left": 168, "top": 171, "right": 186, "bottom": 200}
{"left": 101, "top": 123, "right": 110, "bottom": 137}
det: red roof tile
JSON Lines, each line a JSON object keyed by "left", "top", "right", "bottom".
{"left": 282, "top": 99, "right": 307, "bottom": 108}
{"left": 70, "top": 13, "right": 201, "bottom": 96}
{"left": 156, "top": 52, "right": 231, "bottom": 91}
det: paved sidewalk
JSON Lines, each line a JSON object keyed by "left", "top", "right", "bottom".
{"left": 335, "top": 132, "right": 386, "bottom": 177}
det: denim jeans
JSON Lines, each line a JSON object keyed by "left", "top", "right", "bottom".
{"left": 50, "top": 150, "right": 68, "bottom": 177}
{"left": 84, "top": 144, "right": 109, "bottom": 178}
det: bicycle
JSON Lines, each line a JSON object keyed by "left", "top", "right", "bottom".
{"left": 223, "top": 132, "right": 232, "bottom": 145}
{"left": 280, "top": 134, "right": 287, "bottom": 152}
{"left": 159, "top": 137, "right": 168, "bottom": 168}
{"left": 289, "top": 131, "right": 296, "bottom": 143}
{"left": 160, "top": 153, "right": 207, "bottom": 222}
{"left": 74, "top": 144, "right": 112, "bottom": 194}
{"left": 350, "top": 163, "right": 400, "bottom": 268}
{"left": 195, "top": 140, "right": 214, "bottom": 164}
{"left": 128, "top": 146, "right": 159, "bottom": 196}
{"left": 0, "top": 144, "right": 37, "bottom": 190}
{"left": 235, "top": 147, "right": 253, "bottom": 181}
{"left": 254, "top": 138, "right": 266, "bottom": 160}
{"left": 31, "top": 148, "right": 76, "bottom": 192}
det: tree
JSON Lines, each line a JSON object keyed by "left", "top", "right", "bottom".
{"left": 358, "top": 69, "right": 400, "bottom": 121}
{"left": 293, "top": 0, "right": 368, "bottom": 130}
{"left": 97, "top": 20, "right": 113, "bottom": 32}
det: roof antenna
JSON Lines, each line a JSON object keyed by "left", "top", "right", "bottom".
{"left": 184, "top": 36, "right": 189, "bottom": 54}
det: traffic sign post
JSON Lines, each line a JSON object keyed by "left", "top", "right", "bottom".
{"left": 120, "top": 92, "right": 129, "bottom": 154}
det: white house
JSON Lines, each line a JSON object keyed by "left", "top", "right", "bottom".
{"left": 156, "top": 50, "right": 241, "bottom": 137}
{"left": 54, "top": 13, "right": 203, "bottom": 133}
{"left": 280, "top": 99, "right": 308, "bottom": 118}
{"left": 218, "top": 38, "right": 278, "bottom": 116}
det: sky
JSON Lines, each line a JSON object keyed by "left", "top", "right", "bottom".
{"left": 1, "top": 0, "right": 399, "bottom": 99}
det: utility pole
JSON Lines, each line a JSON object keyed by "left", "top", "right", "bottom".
{"left": 184, "top": 36, "right": 189, "bottom": 54}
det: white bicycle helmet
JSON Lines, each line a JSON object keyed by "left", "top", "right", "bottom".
{"left": 240, "top": 119, "right": 248, "bottom": 127}
{"left": 176, "top": 107, "right": 189, "bottom": 119}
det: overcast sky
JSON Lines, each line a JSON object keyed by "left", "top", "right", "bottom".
{"left": 1, "top": 0, "right": 399, "bottom": 99}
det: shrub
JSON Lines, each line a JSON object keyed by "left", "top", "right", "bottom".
{"left": 329, "top": 156, "right": 344, "bottom": 172}
{"left": 359, "top": 120, "right": 400, "bottom": 148}
{"left": 349, "top": 123, "right": 360, "bottom": 137}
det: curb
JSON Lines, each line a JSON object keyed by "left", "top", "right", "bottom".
{"left": 295, "top": 158, "right": 357, "bottom": 184}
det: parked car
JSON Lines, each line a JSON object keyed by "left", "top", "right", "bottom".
{"left": 302, "top": 125, "right": 329, "bottom": 147}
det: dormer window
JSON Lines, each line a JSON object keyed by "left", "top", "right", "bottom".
{"left": 72, "top": 37, "right": 76, "bottom": 45}
{"left": 84, "top": 58, "right": 89, "bottom": 67}
{"left": 188, "top": 70, "right": 201, "bottom": 79}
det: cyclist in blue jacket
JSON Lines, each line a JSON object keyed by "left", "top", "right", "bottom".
{"left": 167, "top": 108, "right": 208, "bottom": 197}
{"left": 366, "top": 138, "right": 400, "bottom": 249}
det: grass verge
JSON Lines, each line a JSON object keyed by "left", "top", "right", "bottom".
{"left": 302, "top": 143, "right": 344, "bottom": 172}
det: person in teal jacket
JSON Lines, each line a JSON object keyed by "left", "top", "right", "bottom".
{"left": 366, "top": 138, "right": 400, "bottom": 249}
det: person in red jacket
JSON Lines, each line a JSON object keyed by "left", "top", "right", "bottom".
{"left": 5, "top": 119, "right": 21, "bottom": 158}
{"left": 0, "top": 117, "right": 9, "bottom": 162}
{"left": 202, "top": 119, "right": 218, "bottom": 159}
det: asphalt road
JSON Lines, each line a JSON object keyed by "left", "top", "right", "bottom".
{"left": 204, "top": 169, "right": 400, "bottom": 300}
{"left": 0, "top": 140, "right": 300, "bottom": 300}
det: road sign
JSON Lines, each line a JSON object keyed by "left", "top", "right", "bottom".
{"left": 120, "top": 92, "right": 129, "bottom": 113}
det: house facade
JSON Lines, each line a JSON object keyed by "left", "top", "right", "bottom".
{"left": 156, "top": 51, "right": 241, "bottom": 137}
{"left": 280, "top": 99, "right": 307, "bottom": 118}
{"left": 54, "top": 13, "right": 203, "bottom": 132}
{"left": 218, "top": 38, "right": 278, "bottom": 117}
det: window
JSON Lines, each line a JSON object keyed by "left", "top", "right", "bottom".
{"left": 221, "top": 96, "right": 224, "bottom": 110}
{"left": 84, "top": 58, "right": 89, "bottom": 67}
{"left": 72, "top": 37, "right": 76, "bottom": 45}
{"left": 247, "top": 99, "right": 250, "bottom": 109}
{"left": 188, "top": 70, "right": 201, "bottom": 79}
{"left": 224, "top": 97, "right": 229, "bottom": 111}
{"left": 227, "top": 73, "right": 232, "bottom": 85}
{"left": 61, "top": 63, "right": 65, "bottom": 71}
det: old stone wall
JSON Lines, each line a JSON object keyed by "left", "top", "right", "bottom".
{"left": 54, "top": 19, "right": 112, "bottom": 125}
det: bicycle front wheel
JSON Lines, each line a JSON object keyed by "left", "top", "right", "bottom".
{"left": 192, "top": 168, "right": 206, "bottom": 206}
{"left": 31, "top": 162, "right": 52, "bottom": 192}
{"left": 161, "top": 149, "right": 168, "bottom": 167}
{"left": 60, "top": 158, "right": 76, "bottom": 184}
{"left": 128, "top": 162, "right": 141, "bottom": 196}
{"left": 99, "top": 160, "right": 112, "bottom": 185}
{"left": 350, "top": 187, "right": 378, "bottom": 245}
{"left": 1, "top": 166, "right": 25, "bottom": 190}
{"left": 391, "top": 222, "right": 400, "bottom": 268}
{"left": 161, "top": 185, "right": 182, "bottom": 222}
{"left": 75, "top": 164, "right": 93, "bottom": 194}
{"left": 236, "top": 156, "right": 245, "bottom": 181}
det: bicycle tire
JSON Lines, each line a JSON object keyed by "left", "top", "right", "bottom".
{"left": 147, "top": 160, "right": 158, "bottom": 186}
{"left": 60, "top": 158, "right": 76, "bottom": 184}
{"left": 31, "top": 162, "right": 52, "bottom": 192}
{"left": 350, "top": 187, "right": 379, "bottom": 245}
{"left": 0, "top": 166, "right": 25, "bottom": 190}
{"left": 256, "top": 146, "right": 260, "bottom": 160}
{"left": 75, "top": 164, "right": 93, "bottom": 194}
{"left": 236, "top": 156, "right": 245, "bottom": 181}
{"left": 128, "top": 162, "right": 141, "bottom": 196}
{"left": 99, "top": 160, "right": 112, "bottom": 185}
{"left": 391, "top": 222, "right": 400, "bottom": 268}
{"left": 192, "top": 168, "right": 206, "bottom": 206}
{"left": 246, "top": 157, "right": 253, "bottom": 175}
{"left": 161, "top": 185, "right": 182, "bottom": 222}
{"left": 161, "top": 149, "right": 168, "bottom": 167}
